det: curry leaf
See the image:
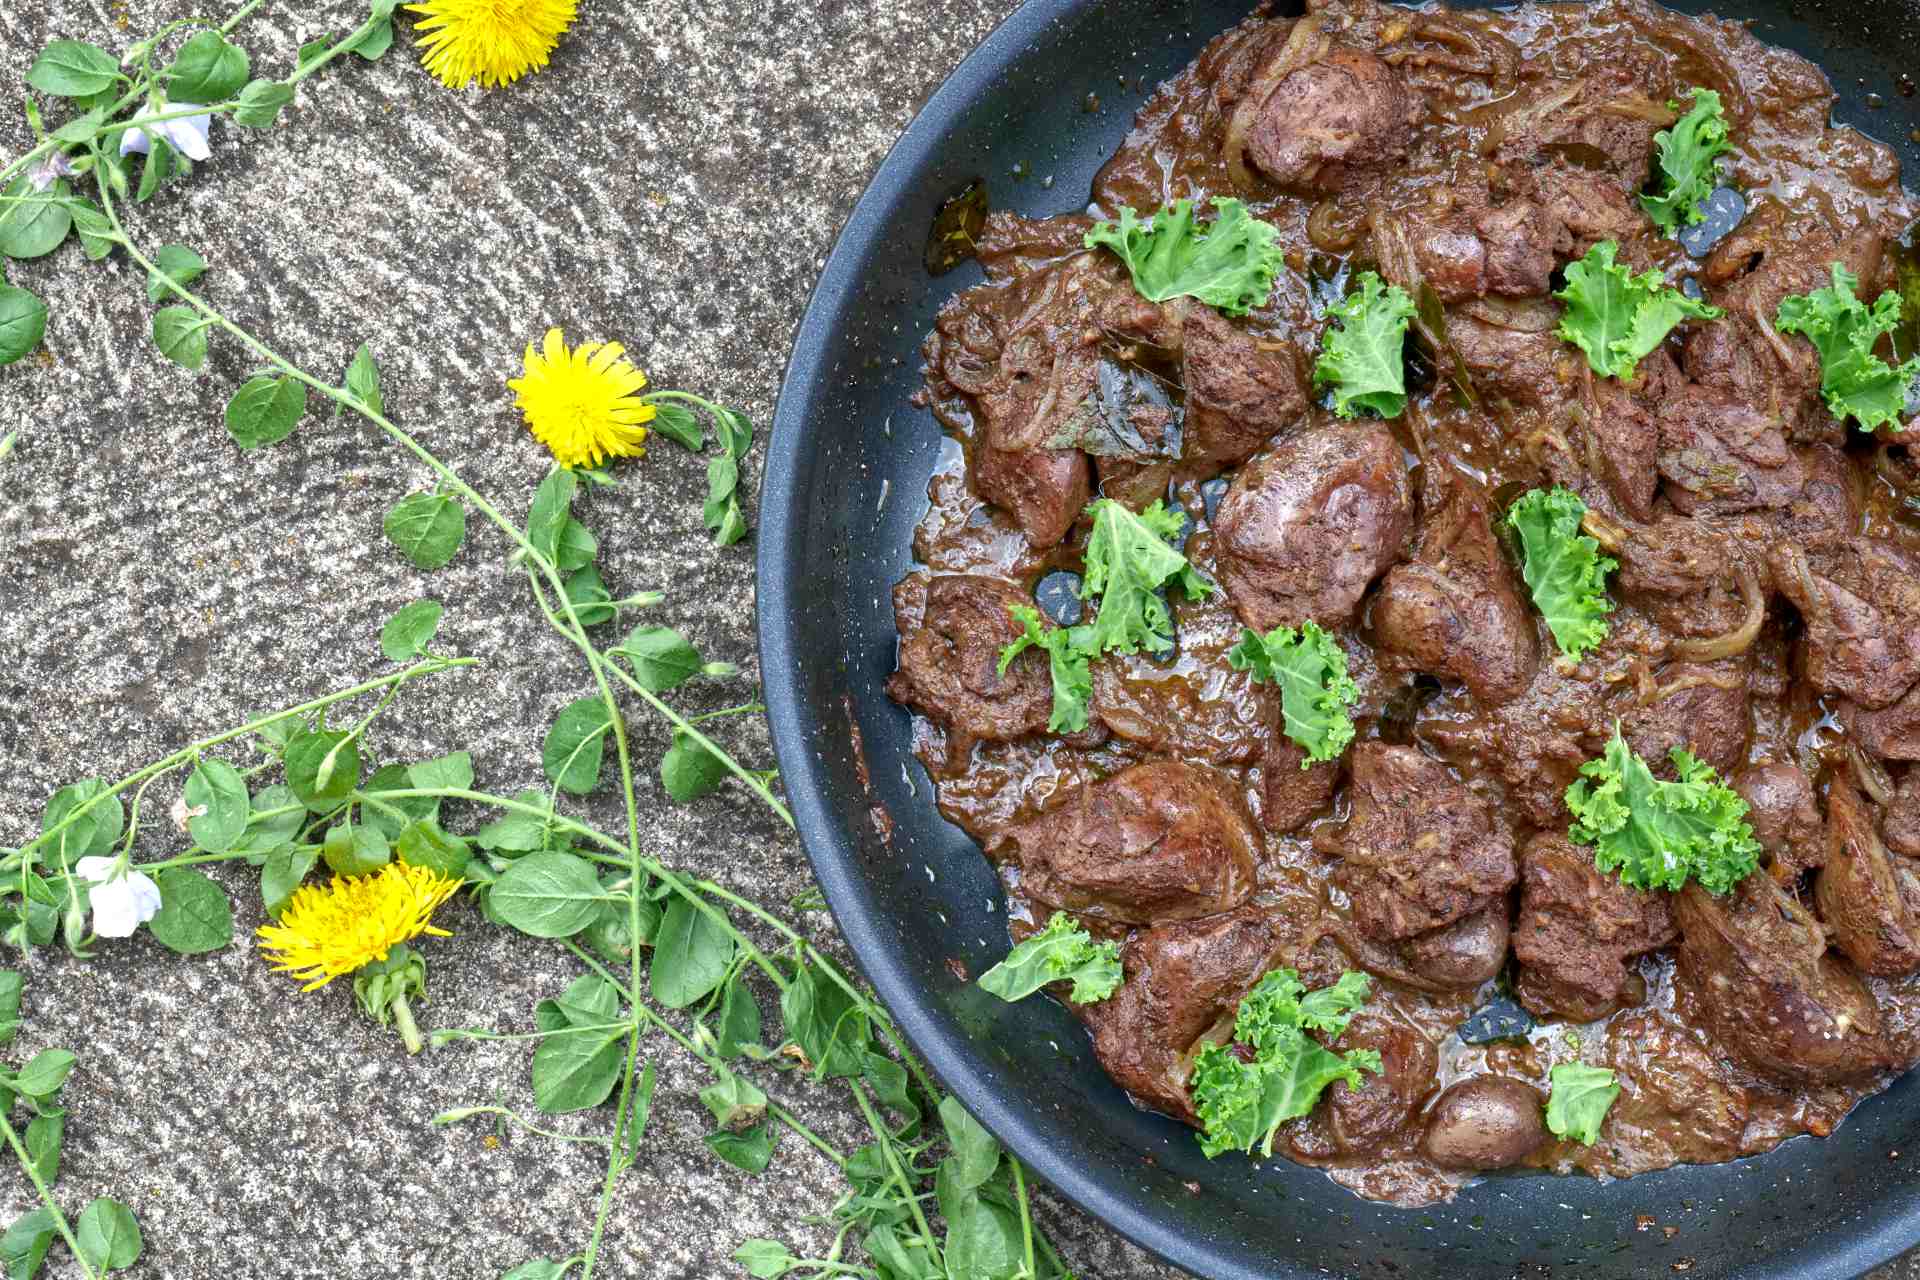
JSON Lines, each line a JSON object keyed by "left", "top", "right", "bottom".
{"left": 379, "top": 599, "right": 444, "bottom": 661}
{"left": 147, "top": 869, "right": 234, "bottom": 953}
{"left": 0, "top": 286, "right": 49, "bottom": 366}
{"left": 224, "top": 375, "right": 307, "bottom": 448}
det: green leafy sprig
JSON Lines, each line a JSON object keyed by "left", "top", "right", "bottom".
{"left": 1079, "top": 497, "right": 1212, "bottom": 657}
{"left": 1545, "top": 1063, "right": 1620, "bottom": 1146}
{"left": 1776, "top": 262, "right": 1920, "bottom": 434}
{"left": 1555, "top": 241, "right": 1722, "bottom": 379}
{"left": 1639, "top": 88, "right": 1733, "bottom": 235}
{"left": 1085, "top": 197, "right": 1285, "bottom": 317}
{"left": 1226, "top": 621, "right": 1359, "bottom": 764}
{"left": 1506, "top": 487, "right": 1617, "bottom": 660}
{"left": 997, "top": 605, "right": 1094, "bottom": 735}
{"left": 1312, "top": 270, "right": 1416, "bottom": 419}
{"left": 977, "top": 913, "right": 1122, "bottom": 1005}
{"left": 1564, "top": 724, "right": 1762, "bottom": 895}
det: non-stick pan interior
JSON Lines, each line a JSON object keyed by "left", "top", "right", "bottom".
{"left": 758, "top": 2, "right": 1920, "bottom": 1276}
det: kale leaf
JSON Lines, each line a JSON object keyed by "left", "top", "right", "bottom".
{"left": 1311, "top": 270, "right": 1417, "bottom": 419}
{"left": 1085, "top": 197, "right": 1285, "bottom": 317}
{"left": 1555, "top": 241, "right": 1722, "bottom": 379}
{"left": 1506, "top": 487, "right": 1617, "bottom": 660}
{"left": 1776, "top": 262, "right": 1920, "bottom": 434}
{"left": 1079, "top": 498, "right": 1212, "bottom": 657}
{"left": 997, "top": 605, "right": 1094, "bottom": 735}
{"left": 1191, "top": 968, "right": 1380, "bottom": 1159}
{"left": 1545, "top": 1063, "right": 1620, "bottom": 1146}
{"left": 1226, "top": 621, "right": 1359, "bottom": 765}
{"left": 976, "top": 913, "right": 1122, "bottom": 1005}
{"left": 1565, "top": 724, "right": 1762, "bottom": 895}
{"left": 1640, "top": 88, "right": 1733, "bottom": 235}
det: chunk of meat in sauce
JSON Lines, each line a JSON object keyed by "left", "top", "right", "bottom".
{"left": 1009, "top": 760, "right": 1259, "bottom": 924}
{"left": 1888, "top": 773, "right": 1920, "bottom": 859}
{"left": 1081, "top": 906, "right": 1287, "bottom": 1121}
{"left": 1657, "top": 385, "right": 1808, "bottom": 517}
{"left": 1212, "top": 420, "right": 1413, "bottom": 632}
{"left": 1445, "top": 302, "right": 1571, "bottom": 404}
{"left": 1512, "top": 833, "right": 1676, "bottom": 1022}
{"left": 886, "top": 575, "right": 1052, "bottom": 758}
{"left": 972, "top": 444, "right": 1090, "bottom": 550}
{"left": 1370, "top": 471, "right": 1539, "bottom": 705}
{"left": 1772, "top": 539, "right": 1920, "bottom": 710}
{"left": 1315, "top": 743, "right": 1517, "bottom": 941}
{"left": 1260, "top": 735, "right": 1340, "bottom": 833}
{"left": 1179, "top": 302, "right": 1309, "bottom": 480}
{"left": 1815, "top": 777, "right": 1920, "bottom": 977}
{"left": 1673, "top": 874, "right": 1896, "bottom": 1085}
{"left": 1090, "top": 595, "right": 1274, "bottom": 766}
{"left": 1616, "top": 659, "right": 1752, "bottom": 777}
{"left": 1734, "top": 760, "right": 1825, "bottom": 879}
{"left": 1840, "top": 686, "right": 1920, "bottom": 762}
{"left": 1420, "top": 661, "right": 1607, "bottom": 828}
{"left": 1612, "top": 519, "right": 1756, "bottom": 640}
{"left": 1319, "top": 1014, "right": 1438, "bottom": 1156}
{"left": 1243, "top": 48, "right": 1424, "bottom": 193}
{"left": 1592, "top": 1009, "right": 1752, "bottom": 1173}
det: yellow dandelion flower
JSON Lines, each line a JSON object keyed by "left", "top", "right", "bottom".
{"left": 256, "top": 862, "right": 462, "bottom": 991}
{"left": 508, "top": 327, "right": 657, "bottom": 469}
{"left": 406, "top": 0, "right": 578, "bottom": 90}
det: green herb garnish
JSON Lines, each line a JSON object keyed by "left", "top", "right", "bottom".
{"left": 997, "top": 605, "right": 1094, "bottom": 735}
{"left": 1226, "top": 621, "right": 1359, "bottom": 765}
{"left": 1312, "top": 270, "right": 1417, "bottom": 419}
{"left": 1545, "top": 1063, "right": 1621, "bottom": 1146}
{"left": 1555, "top": 241, "right": 1722, "bottom": 379}
{"left": 1564, "top": 724, "right": 1762, "bottom": 895}
{"left": 976, "top": 913, "right": 1122, "bottom": 1005}
{"left": 1085, "top": 197, "right": 1285, "bottom": 317}
{"left": 1776, "top": 262, "right": 1920, "bottom": 434}
{"left": 1506, "top": 487, "right": 1617, "bottom": 660}
{"left": 1191, "top": 968, "right": 1381, "bottom": 1159}
{"left": 1079, "top": 498, "right": 1213, "bottom": 656}
{"left": 1640, "top": 88, "right": 1733, "bottom": 235}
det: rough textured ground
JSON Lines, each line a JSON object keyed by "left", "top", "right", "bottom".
{"left": 1, "top": 2, "right": 1916, "bottom": 1279}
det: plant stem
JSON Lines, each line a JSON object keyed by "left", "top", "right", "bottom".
{"left": 0, "top": 1109, "right": 98, "bottom": 1280}
{"left": 390, "top": 991, "right": 424, "bottom": 1055}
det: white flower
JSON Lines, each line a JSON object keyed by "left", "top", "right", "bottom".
{"left": 73, "top": 857, "right": 162, "bottom": 938}
{"left": 119, "top": 102, "right": 212, "bottom": 163}
{"left": 25, "top": 152, "right": 75, "bottom": 193}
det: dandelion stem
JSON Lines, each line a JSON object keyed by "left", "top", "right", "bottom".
{"left": 391, "top": 992, "right": 424, "bottom": 1055}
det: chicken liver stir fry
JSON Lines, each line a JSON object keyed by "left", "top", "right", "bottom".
{"left": 891, "top": 0, "right": 1920, "bottom": 1205}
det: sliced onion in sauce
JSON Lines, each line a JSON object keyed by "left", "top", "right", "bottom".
{"left": 1672, "top": 561, "right": 1766, "bottom": 662}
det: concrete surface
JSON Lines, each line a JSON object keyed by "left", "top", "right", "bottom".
{"left": 0, "top": 2, "right": 1914, "bottom": 1279}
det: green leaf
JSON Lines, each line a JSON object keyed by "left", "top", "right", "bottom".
{"left": 0, "top": 1207, "right": 57, "bottom": 1280}
{"left": 145, "top": 245, "right": 207, "bottom": 302}
{"left": 1312, "top": 271, "right": 1417, "bottom": 419}
{"left": 704, "top": 1120, "right": 777, "bottom": 1174}
{"left": 543, "top": 696, "right": 615, "bottom": 796}
{"left": 733, "top": 1240, "right": 799, "bottom": 1279}
{"left": 395, "top": 819, "right": 469, "bottom": 881}
{"left": 0, "top": 178, "right": 73, "bottom": 260}
{"left": 1776, "top": 262, "right": 1920, "bottom": 434}
{"left": 224, "top": 375, "right": 307, "bottom": 448}
{"left": 613, "top": 625, "right": 702, "bottom": 692}
{"left": 526, "top": 469, "right": 579, "bottom": 565}
{"left": 938, "top": 1096, "right": 1001, "bottom": 1192}
{"left": 344, "top": 343, "right": 384, "bottom": 415}
{"left": 995, "top": 606, "right": 1092, "bottom": 734}
{"left": 650, "top": 403, "right": 704, "bottom": 450}
{"left": 1080, "top": 498, "right": 1210, "bottom": 657}
{"left": 260, "top": 845, "right": 317, "bottom": 918}
{"left": 231, "top": 80, "right": 294, "bottom": 128}
{"left": 379, "top": 599, "right": 444, "bottom": 661}
{"left": 779, "top": 961, "right": 869, "bottom": 1079}
{"left": 151, "top": 307, "right": 208, "bottom": 371}
{"left": 650, "top": 896, "right": 735, "bottom": 1009}
{"left": 0, "top": 972, "right": 23, "bottom": 1047}
{"left": 1191, "top": 969, "right": 1380, "bottom": 1159}
{"left": 321, "top": 821, "right": 390, "bottom": 877}
{"left": 1565, "top": 724, "right": 1762, "bottom": 895}
{"left": 660, "top": 730, "right": 727, "bottom": 803}
{"left": 164, "top": 31, "right": 252, "bottom": 103}
{"left": 698, "top": 1071, "right": 767, "bottom": 1129}
{"left": 564, "top": 565, "right": 615, "bottom": 627}
{"left": 623, "top": 1059, "right": 656, "bottom": 1157}
{"left": 147, "top": 869, "right": 233, "bottom": 953}
{"left": 490, "top": 852, "right": 603, "bottom": 938}
{"left": 553, "top": 518, "right": 597, "bottom": 573}
{"left": 1555, "top": 241, "right": 1721, "bottom": 379}
{"left": 22, "top": 1113, "right": 60, "bottom": 1187}
{"left": 714, "top": 972, "right": 763, "bottom": 1059}
{"left": 944, "top": 1195, "right": 1023, "bottom": 1280}
{"left": 234, "top": 784, "right": 303, "bottom": 857}
{"left": 704, "top": 454, "right": 748, "bottom": 546}
{"left": 553, "top": 974, "right": 620, "bottom": 1026}
{"left": 362, "top": 764, "right": 429, "bottom": 839}
{"left": 977, "top": 913, "right": 1122, "bottom": 1004}
{"left": 502, "top": 1263, "right": 570, "bottom": 1280}
{"left": 530, "top": 1024, "right": 624, "bottom": 1113}
{"left": 1507, "top": 487, "right": 1617, "bottom": 659}
{"left": 408, "top": 751, "right": 473, "bottom": 794}
{"left": 69, "top": 202, "right": 118, "bottom": 261}
{"left": 473, "top": 790, "right": 556, "bottom": 853}
{"left": 73, "top": 1198, "right": 141, "bottom": 1271}
{"left": 1640, "top": 89, "right": 1732, "bottom": 235}
{"left": 25, "top": 42, "right": 119, "bottom": 97}
{"left": 12, "top": 1049, "right": 74, "bottom": 1100}
{"left": 284, "top": 728, "right": 361, "bottom": 811}
{"left": 0, "top": 286, "right": 49, "bottom": 367}
{"left": 1545, "top": 1063, "right": 1620, "bottom": 1145}
{"left": 1226, "top": 621, "right": 1359, "bottom": 764}
{"left": 1084, "top": 197, "right": 1284, "bottom": 317}
{"left": 383, "top": 492, "right": 466, "bottom": 570}
{"left": 133, "top": 138, "right": 174, "bottom": 204}
{"left": 347, "top": 9, "right": 397, "bottom": 60}
{"left": 41, "top": 780, "right": 122, "bottom": 864}
{"left": 183, "top": 758, "right": 249, "bottom": 851}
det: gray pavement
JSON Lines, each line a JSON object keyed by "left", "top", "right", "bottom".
{"left": 0, "top": 1, "right": 1914, "bottom": 1278}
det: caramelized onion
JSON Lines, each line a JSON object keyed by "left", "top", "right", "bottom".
{"left": 1596, "top": 94, "right": 1681, "bottom": 125}
{"left": 1478, "top": 80, "right": 1584, "bottom": 156}
{"left": 1784, "top": 547, "right": 1831, "bottom": 630}
{"left": 1223, "top": 14, "right": 1328, "bottom": 190}
{"left": 1579, "top": 507, "right": 1630, "bottom": 554}
{"left": 1458, "top": 296, "right": 1559, "bottom": 333}
{"left": 1673, "top": 561, "right": 1765, "bottom": 661}
{"left": 1849, "top": 743, "right": 1897, "bottom": 808}
{"left": 1307, "top": 198, "right": 1363, "bottom": 252}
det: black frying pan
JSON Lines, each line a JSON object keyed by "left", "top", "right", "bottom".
{"left": 757, "top": 2, "right": 1920, "bottom": 1276}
